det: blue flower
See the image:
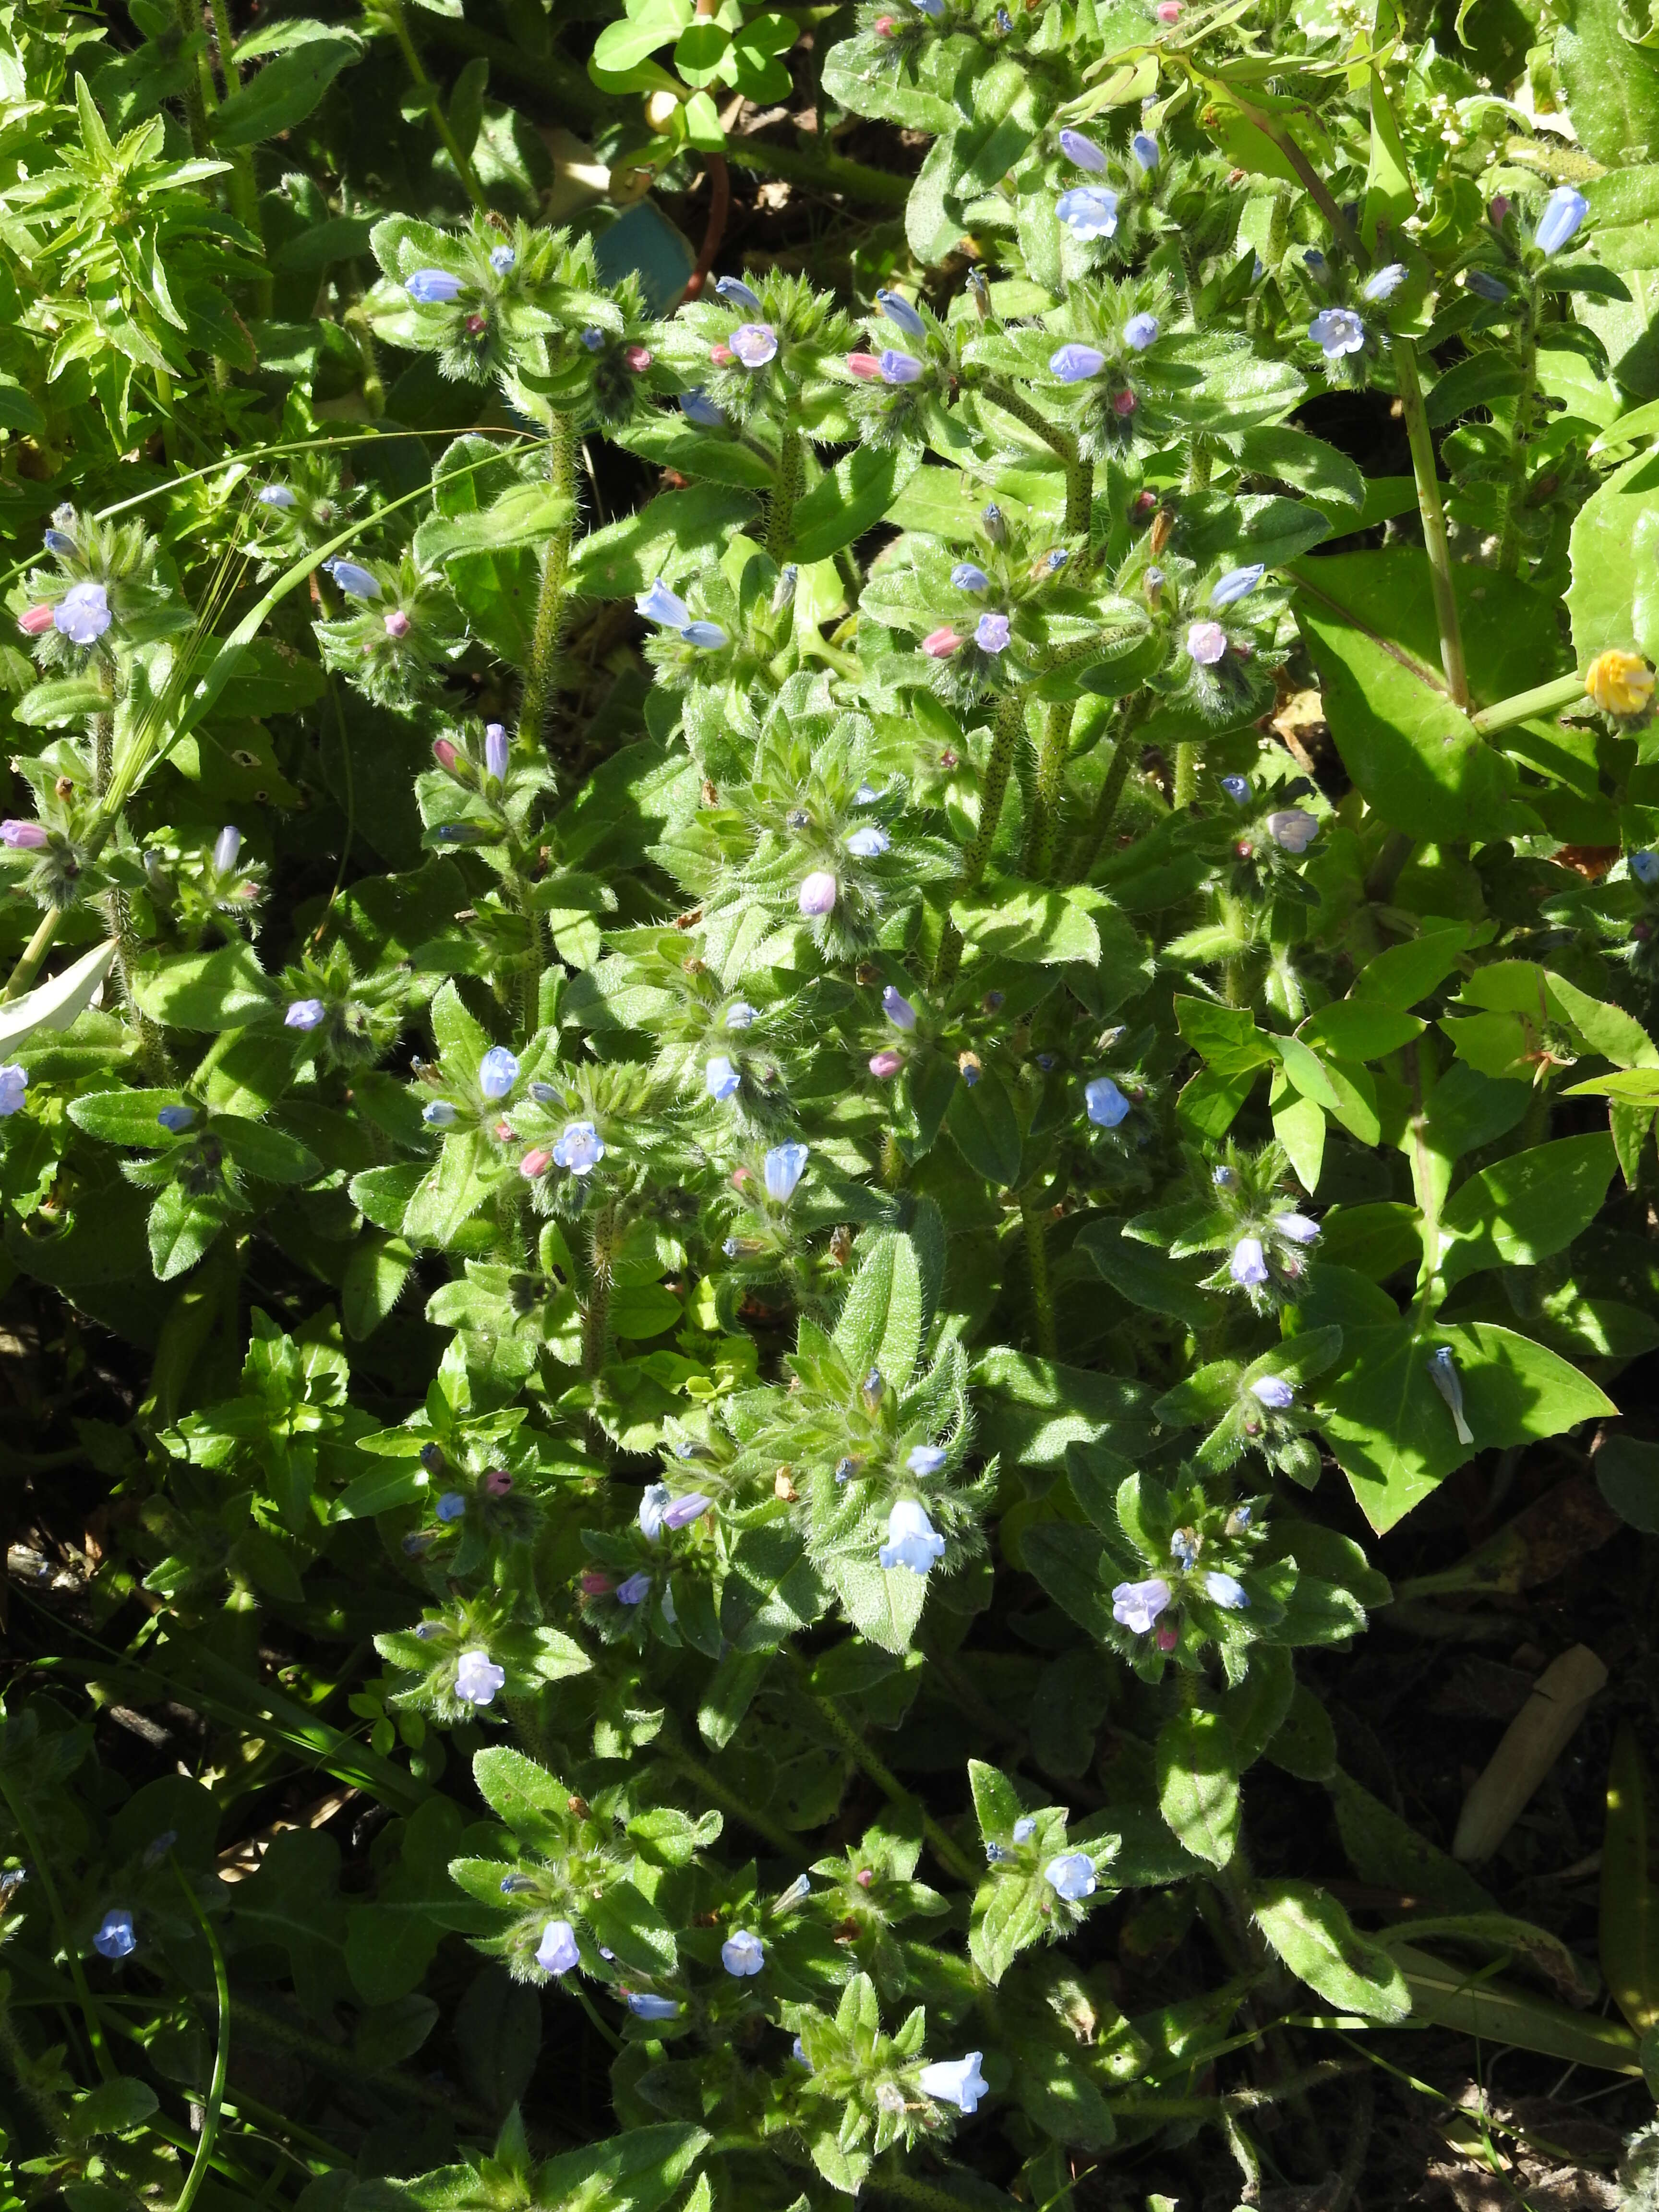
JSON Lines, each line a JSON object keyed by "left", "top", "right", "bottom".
{"left": 679, "top": 388, "right": 726, "bottom": 428}
{"left": 1220, "top": 774, "right": 1251, "bottom": 802}
{"left": 846, "top": 824, "right": 890, "bottom": 857}
{"left": 1045, "top": 1851, "right": 1097, "bottom": 1901}
{"left": 325, "top": 559, "right": 381, "bottom": 601}
{"left": 726, "top": 1000, "right": 757, "bottom": 1029}
{"left": 637, "top": 578, "right": 691, "bottom": 628}
{"left": 285, "top": 998, "right": 326, "bottom": 1031}
{"left": 454, "top": 1649, "right": 505, "bottom": 1705}
{"left": 1273, "top": 1211, "right": 1320, "bottom": 1245}
{"left": 478, "top": 1046, "right": 519, "bottom": 1100}
{"left": 879, "top": 1498, "right": 945, "bottom": 1573}
{"left": 436, "top": 1491, "right": 466, "bottom": 1523}
{"left": 1170, "top": 1527, "right": 1199, "bottom": 1569}
{"left": 907, "top": 1443, "right": 947, "bottom": 1476}
{"left": 729, "top": 323, "right": 778, "bottom": 368}
{"left": 1250, "top": 1374, "right": 1295, "bottom": 1409}
{"left": 793, "top": 2037, "right": 813, "bottom": 2068}
{"left": 625, "top": 1992, "right": 682, "bottom": 2018}
{"left": 579, "top": 327, "right": 605, "bottom": 351}
{"left": 1633, "top": 852, "right": 1659, "bottom": 885}
{"left": 422, "top": 1100, "right": 457, "bottom": 1129}
{"left": 1049, "top": 342, "right": 1106, "bottom": 382}
{"left": 1466, "top": 269, "right": 1510, "bottom": 302}
{"left": 1012, "top": 1815, "right": 1036, "bottom": 1842}
{"left": 876, "top": 288, "right": 927, "bottom": 336}
{"left": 1267, "top": 807, "right": 1320, "bottom": 854}
{"left": 951, "top": 562, "right": 991, "bottom": 592}
{"left": 94, "top": 1909, "right": 136, "bottom": 1960}
{"left": 553, "top": 1120, "right": 605, "bottom": 1174}
{"left": 1058, "top": 128, "right": 1106, "bottom": 172}
{"left": 406, "top": 268, "right": 463, "bottom": 304}
{"left": 1130, "top": 130, "right": 1159, "bottom": 170}
{"left": 918, "top": 2054, "right": 989, "bottom": 2113}
{"left": 910, "top": 0, "right": 944, "bottom": 16}
{"left": 55, "top": 580, "right": 111, "bottom": 644}
{"left": 536, "top": 1920, "right": 578, "bottom": 1974}
{"left": 1535, "top": 184, "right": 1588, "bottom": 257}
{"left": 680, "top": 621, "right": 729, "bottom": 649}
{"left": 706, "top": 1055, "right": 741, "bottom": 1101}
{"left": 0, "top": 1065, "right": 25, "bottom": 1118}
{"left": 1211, "top": 563, "right": 1265, "bottom": 608}
{"left": 490, "top": 245, "right": 517, "bottom": 276}
{"left": 1112, "top": 1576, "right": 1170, "bottom": 1633}
{"left": 256, "top": 486, "right": 296, "bottom": 508}
{"left": 43, "top": 526, "right": 75, "bottom": 554}
{"left": 976, "top": 612, "right": 1010, "bottom": 653}
{"left": 1204, "top": 1572, "right": 1250, "bottom": 1610}
{"left": 721, "top": 1928, "right": 765, "bottom": 1975}
{"left": 879, "top": 349, "right": 924, "bottom": 384}
{"left": 882, "top": 984, "right": 917, "bottom": 1030}
{"left": 1363, "top": 261, "right": 1407, "bottom": 301}
{"left": 1302, "top": 248, "right": 1329, "bottom": 280}
{"left": 617, "top": 1572, "right": 652, "bottom": 1605}
{"left": 1056, "top": 187, "right": 1118, "bottom": 240}
{"left": 156, "top": 1104, "right": 195, "bottom": 1133}
{"left": 1230, "top": 1236, "right": 1268, "bottom": 1288}
{"left": 1428, "top": 1344, "right": 1474, "bottom": 1444}
{"left": 1085, "top": 1076, "right": 1129, "bottom": 1127}
{"left": 715, "top": 275, "right": 764, "bottom": 313}
{"left": 1309, "top": 307, "right": 1365, "bottom": 358}
{"left": 486, "top": 723, "right": 509, "bottom": 781}
{"left": 1124, "top": 312, "right": 1159, "bottom": 351}
{"left": 764, "top": 1142, "right": 808, "bottom": 1201}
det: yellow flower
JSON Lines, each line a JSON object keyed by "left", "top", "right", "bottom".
{"left": 1585, "top": 649, "right": 1656, "bottom": 717}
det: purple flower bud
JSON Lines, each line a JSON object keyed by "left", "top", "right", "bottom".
{"left": 976, "top": 612, "right": 1010, "bottom": 653}
{"left": 1466, "top": 268, "right": 1511, "bottom": 301}
{"left": 715, "top": 275, "right": 765, "bottom": 313}
{"left": 257, "top": 485, "right": 297, "bottom": 508}
{"left": 1250, "top": 1374, "right": 1295, "bottom": 1409}
{"left": 157, "top": 1105, "right": 195, "bottom": 1133}
{"left": 1220, "top": 774, "right": 1251, "bottom": 802}
{"left": 875, "top": 288, "right": 927, "bottom": 337}
{"left": 326, "top": 560, "right": 381, "bottom": 601}
{"left": 798, "top": 870, "right": 837, "bottom": 916}
{"left": 1211, "top": 563, "right": 1264, "bottom": 608}
{"left": 637, "top": 578, "right": 690, "bottom": 629}
{"left": 617, "top": 1572, "right": 652, "bottom": 1605}
{"left": 680, "top": 388, "right": 726, "bottom": 428}
{"left": 907, "top": 1444, "right": 947, "bottom": 1476}
{"left": 423, "top": 1100, "right": 457, "bottom": 1129}
{"left": 1534, "top": 184, "right": 1587, "bottom": 258}
{"left": 1131, "top": 131, "right": 1159, "bottom": 169}
{"left": 1058, "top": 129, "right": 1106, "bottom": 172}
{"left": 436, "top": 1491, "right": 466, "bottom": 1523}
{"left": 579, "top": 327, "right": 605, "bottom": 351}
{"left": 1204, "top": 1571, "right": 1249, "bottom": 1610}
{"left": 663, "top": 1491, "right": 711, "bottom": 1530}
{"left": 407, "top": 269, "right": 464, "bottom": 304}
{"left": 478, "top": 1046, "right": 519, "bottom": 1100}
{"left": 882, "top": 984, "right": 917, "bottom": 1031}
{"left": 0, "top": 820, "right": 47, "bottom": 849}
{"left": 1363, "top": 262, "right": 1407, "bottom": 301}
{"left": 1186, "top": 621, "right": 1227, "bottom": 666}
{"left": 1273, "top": 1211, "right": 1320, "bottom": 1244}
{"left": 1230, "top": 1236, "right": 1268, "bottom": 1288}
{"left": 846, "top": 824, "right": 890, "bottom": 857}
{"left": 879, "top": 349, "right": 924, "bottom": 385}
{"left": 285, "top": 998, "right": 326, "bottom": 1030}
{"left": 484, "top": 723, "right": 509, "bottom": 781}
{"left": 680, "top": 621, "right": 728, "bottom": 649}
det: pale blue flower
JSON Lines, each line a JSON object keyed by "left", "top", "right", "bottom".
{"left": 1267, "top": 807, "right": 1319, "bottom": 854}
{"left": 1535, "top": 184, "right": 1588, "bottom": 257}
{"left": 1466, "top": 269, "right": 1510, "bottom": 302}
{"left": 876, "top": 288, "right": 927, "bottom": 336}
{"left": 0, "top": 1065, "right": 25, "bottom": 1117}
{"left": 490, "top": 245, "right": 517, "bottom": 276}
{"left": 1045, "top": 1852, "right": 1096, "bottom": 1901}
{"left": 725, "top": 1000, "right": 757, "bottom": 1029}
{"left": 1429, "top": 1344, "right": 1474, "bottom": 1444}
{"left": 637, "top": 578, "right": 691, "bottom": 628}
{"left": 1111, "top": 1576, "right": 1170, "bottom": 1632}
{"left": 847, "top": 824, "right": 891, "bottom": 857}
{"left": 1211, "top": 563, "right": 1265, "bottom": 608}
{"left": 55, "top": 580, "right": 110, "bottom": 644}
{"left": 721, "top": 1928, "right": 765, "bottom": 1976}
{"left": 681, "top": 621, "right": 729, "bottom": 649}
{"left": 1250, "top": 1374, "right": 1295, "bottom": 1409}
{"left": 880, "top": 1498, "right": 946, "bottom": 1573}
{"left": 553, "top": 1120, "right": 605, "bottom": 1174}
{"left": 952, "top": 562, "right": 991, "bottom": 592}
{"left": 1363, "top": 262, "right": 1407, "bottom": 301}
{"left": 422, "top": 1100, "right": 457, "bottom": 1129}
{"left": 764, "top": 1142, "right": 808, "bottom": 1201}
{"left": 626, "top": 1992, "right": 681, "bottom": 2018}
{"left": 325, "top": 560, "right": 381, "bottom": 601}
{"left": 1230, "top": 1236, "right": 1268, "bottom": 1288}
{"left": 257, "top": 485, "right": 296, "bottom": 507}
{"left": 156, "top": 1105, "right": 196, "bottom": 1133}
{"left": 879, "top": 349, "right": 924, "bottom": 385}
{"left": 882, "top": 984, "right": 917, "bottom": 1030}
{"left": 919, "top": 2053, "right": 988, "bottom": 2112}
{"left": 406, "top": 268, "right": 464, "bottom": 303}
{"left": 729, "top": 323, "right": 778, "bottom": 368}
{"left": 485, "top": 723, "right": 509, "bottom": 781}
{"left": 1050, "top": 342, "right": 1106, "bottom": 382}
{"left": 1056, "top": 187, "right": 1118, "bottom": 240}
{"left": 793, "top": 2037, "right": 812, "bottom": 2068}
{"left": 536, "top": 1919, "right": 578, "bottom": 1974}
{"left": 1130, "top": 131, "right": 1159, "bottom": 169}
{"left": 285, "top": 998, "right": 325, "bottom": 1031}
{"left": 1058, "top": 129, "right": 1106, "bottom": 172}
{"left": 1634, "top": 852, "right": 1659, "bottom": 885}
{"left": 1124, "top": 312, "right": 1159, "bottom": 351}
{"left": 1086, "top": 1076, "right": 1130, "bottom": 1127}
{"left": 1170, "top": 1527, "right": 1199, "bottom": 1569}
{"left": 1220, "top": 774, "right": 1251, "bottom": 802}
{"left": 706, "top": 1055, "right": 741, "bottom": 1101}
{"left": 1011, "top": 1815, "right": 1036, "bottom": 1842}
{"left": 479, "top": 1046, "right": 519, "bottom": 1100}
{"left": 1187, "top": 620, "right": 1227, "bottom": 665}
{"left": 436, "top": 1492, "right": 466, "bottom": 1523}
{"left": 976, "top": 612, "right": 1011, "bottom": 654}
{"left": 1273, "top": 1212, "right": 1320, "bottom": 1245}
{"left": 907, "top": 1444, "right": 947, "bottom": 1476}
{"left": 639, "top": 1483, "right": 672, "bottom": 1539}
{"left": 1203, "top": 1571, "right": 1250, "bottom": 1610}
{"left": 454, "top": 1649, "right": 505, "bottom": 1705}
{"left": 715, "top": 275, "right": 764, "bottom": 313}
{"left": 680, "top": 388, "right": 726, "bottom": 428}
{"left": 617, "top": 1573, "right": 652, "bottom": 1605}
{"left": 1309, "top": 307, "right": 1365, "bottom": 358}
{"left": 579, "top": 328, "right": 605, "bottom": 351}
{"left": 1302, "top": 248, "right": 1329, "bottom": 281}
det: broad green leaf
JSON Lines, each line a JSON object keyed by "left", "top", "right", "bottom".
{"left": 1155, "top": 1708, "right": 1239, "bottom": 1868}
{"left": 953, "top": 879, "right": 1101, "bottom": 964}
{"left": 571, "top": 485, "right": 758, "bottom": 599}
{"left": 1255, "top": 1881, "right": 1410, "bottom": 2021}
{"left": 209, "top": 34, "right": 361, "bottom": 144}
{"left": 789, "top": 446, "right": 919, "bottom": 564}
{"left": 1439, "top": 1133, "right": 1616, "bottom": 1286}
{"left": 1566, "top": 445, "right": 1659, "bottom": 664}
{"left": 1556, "top": 0, "right": 1659, "bottom": 170}
{"left": 413, "top": 481, "right": 573, "bottom": 565}
{"left": 133, "top": 942, "right": 275, "bottom": 1030}
{"left": 1390, "top": 1940, "right": 1640, "bottom": 2072}
{"left": 947, "top": 1066, "right": 1023, "bottom": 1186}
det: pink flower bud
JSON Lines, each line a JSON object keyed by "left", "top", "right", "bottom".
{"left": 484, "top": 1468, "right": 514, "bottom": 1496}
{"left": 874, "top": 11, "right": 895, "bottom": 27}
{"left": 493, "top": 1119, "right": 515, "bottom": 1142}
{"left": 465, "top": 313, "right": 487, "bottom": 336}
{"left": 519, "top": 1147, "right": 553, "bottom": 1178}
{"left": 798, "top": 870, "right": 838, "bottom": 917}
{"left": 580, "top": 1570, "right": 614, "bottom": 1596}
{"left": 1155, "top": 1620, "right": 1178, "bottom": 1650}
{"left": 847, "top": 352, "right": 882, "bottom": 379}
{"left": 869, "top": 1049, "right": 903, "bottom": 1079}
{"left": 731, "top": 1166, "right": 751, "bottom": 1187}
{"left": 384, "top": 609, "right": 411, "bottom": 639}
{"left": 1490, "top": 195, "right": 1510, "bottom": 225}
{"left": 1154, "top": 0, "right": 1181, "bottom": 17}
{"left": 1112, "top": 388, "right": 1137, "bottom": 416}
{"left": 709, "top": 342, "right": 734, "bottom": 366}
{"left": 624, "top": 344, "right": 653, "bottom": 372}
{"left": 922, "top": 627, "right": 962, "bottom": 657}
{"left": 433, "top": 738, "right": 459, "bottom": 772}
{"left": 17, "top": 604, "right": 53, "bottom": 635}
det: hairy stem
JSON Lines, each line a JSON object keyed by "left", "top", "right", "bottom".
{"left": 1022, "top": 1190, "right": 1057, "bottom": 1357}
{"left": 766, "top": 422, "right": 804, "bottom": 560}
{"left": 171, "top": 0, "right": 215, "bottom": 157}
{"left": 1069, "top": 690, "right": 1147, "bottom": 879}
{"left": 976, "top": 378, "right": 1082, "bottom": 506}
{"left": 1495, "top": 289, "right": 1540, "bottom": 576}
{"left": 1023, "top": 697, "right": 1075, "bottom": 878}
{"left": 385, "top": 0, "right": 489, "bottom": 213}
{"left": 932, "top": 686, "right": 1026, "bottom": 990}
{"left": 1394, "top": 337, "right": 1468, "bottom": 708}
{"left": 516, "top": 411, "right": 579, "bottom": 756}
{"left": 793, "top": 1661, "right": 979, "bottom": 1885}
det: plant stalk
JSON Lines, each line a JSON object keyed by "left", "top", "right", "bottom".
{"left": 1023, "top": 698, "right": 1074, "bottom": 878}
{"left": 1468, "top": 668, "right": 1586, "bottom": 734}
{"left": 1494, "top": 280, "right": 1540, "bottom": 575}
{"left": 1069, "top": 690, "right": 1147, "bottom": 879}
{"left": 932, "top": 686, "right": 1026, "bottom": 990}
{"left": 170, "top": 1859, "right": 230, "bottom": 2212}
{"left": 1022, "top": 1191, "right": 1057, "bottom": 1357}
{"left": 766, "top": 423, "right": 804, "bottom": 559}
{"left": 1393, "top": 337, "right": 1469, "bottom": 709}
{"left": 794, "top": 1662, "right": 979, "bottom": 1884}
{"left": 385, "top": 0, "right": 489, "bottom": 213}
{"left": 516, "top": 409, "right": 579, "bottom": 755}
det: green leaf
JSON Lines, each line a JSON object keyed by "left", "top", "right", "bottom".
{"left": 1077, "top": 1219, "right": 1219, "bottom": 1328}
{"left": 209, "top": 33, "right": 361, "bottom": 144}
{"left": 1349, "top": 925, "right": 1471, "bottom": 1010}
{"left": 606, "top": 416, "right": 777, "bottom": 492}
{"left": 570, "top": 485, "right": 759, "bottom": 599}
{"left": 1604, "top": 1722, "right": 1659, "bottom": 2034}
{"left": 1390, "top": 1940, "right": 1640, "bottom": 2072}
{"left": 413, "top": 481, "right": 574, "bottom": 565}
{"left": 789, "top": 446, "right": 919, "bottom": 564}
{"left": 1439, "top": 1133, "right": 1616, "bottom": 1286}
{"left": 1301, "top": 1001, "right": 1425, "bottom": 1062}
{"left": 14, "top": 677, "right": 112, "bottom": 724}
{"left": 1567, "top": 445, "right": 1659, "bottom": 664}
{"left": 1233, "top": 424, "right": 1364, "bottom": 510}
{"left": 147, "top": 1181, "right": 222, "bottom": 1281}
{"left": 1155, "top": 1708, "right": 1239, "bottom": 1869}
{"left": 1254, "top": 1881, "right": 1410, "bottom": 2021}
{"left": 947, "top": 1067, "right": 1023, "bottom": 1187}
{"left": 1556, "top": 0, "right": 1659, "bottom": 169}
{"left": 70, "top": 2078, "right": 159, "bottom": 2138}
{"left": 953, "top": 879, "right": 1103, "bottom": 964}
{"left": 132, "top": 943, "right": 274, "bottom": 1030}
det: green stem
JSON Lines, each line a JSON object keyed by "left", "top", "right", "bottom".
{"left": 1024, "top": 697, "right": 1074, "bottom": 878}
{"left": 1022, "top": 1191, "right": 1056, "bottom": 1357}
{"left": 1068, "top": 690, "right": 1147, "bottom": 879}
{"left": 766, "top": 422, "right": 804, "bottom": 560}
{"left": 582, "top": 1199, "right": 615, "bottom": 1381}
{"left": 793, "top": 1662, "right": 979, "bottom": 1885}
{"left": 0, "top": 1757, "right": 119, "bottom": 2084}
{"left": 1494, "top": 283, "right": 1540, "bottom": 576}
{"left": 208, "top": 0, "right": 265, "bottom": 299}
{"left": 385, "top": 0, "right": 488, "bottom": 213}
{"left": 661, "top": 1742, "right": 807, "bottom": 1863}
{"left": 1393, "top": 337, "right": 1469, "bottom": 709}
{"left": 170, "top": 1860, "right": 229, "bottom": 2212}
{"left": 976, "top": 379, "right": 1082, "bottom": 501}
{"left": 171, "top": 0, "right": 215, "bottom": 156}
{"left": 341, "top": 277, "right": 388, "bottom": 420}
{"left": 931, "top": 686, "right": 1026, "bottom": 991}
{"left": 516, "top": 411, "right": 579, "bottom": 755}
{"left": 2, "top": 905, "right": 64, "bottom": 1001}
{"left": 1172, "top": 737, "right": 1198, "bottom": 810}
{"left": 1468, "top": 668, "right": 1586, "bottom": 734}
